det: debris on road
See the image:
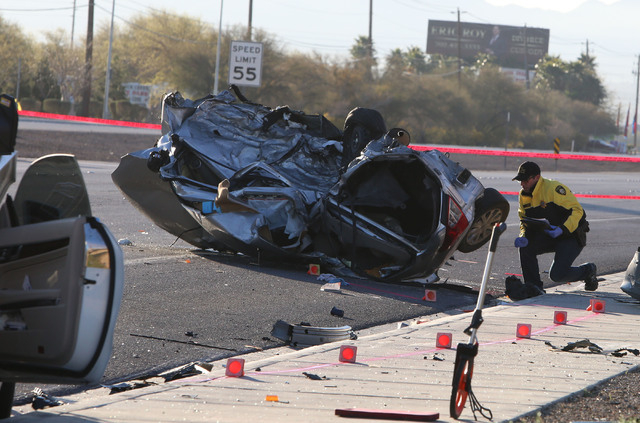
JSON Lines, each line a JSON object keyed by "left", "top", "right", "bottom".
{"left": 271, "top": 320, "right": 355, "bottom": 347}
{"left": 117, "top": 238, "right": 133, "bottom": 246}
{"left": 318, "top": 273, "right": 348, "bottom": 292}
{"left": 330, "top": 306, "right": 345, "bottom": 317}
{"left": 31, "top": 388, "right": 64, "bottom": 410}
{"left": 545, "top": 339, "right": 603, "bottom": 353}
{"left": 321, "top": 282, "right": 341, "bottom": 292}
{"left": 335, "top": 408, "right": 439, "bottom": 421}
{"left": 160, "top": 362, "right": 213, "bottom": 382}
{"left": 102, "top": 380, "right": 155, "bottom": 395}
{"left": 611, "top": 348, "right": 640, "bottom": 357}
{"left": 302, "top": 372, "right": 328, "bottom": 380}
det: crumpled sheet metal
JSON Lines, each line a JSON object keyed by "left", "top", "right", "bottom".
{"left": 161, "top": 91, "right": 343, "bottom": 194}
{"left": 157, "top": 91, "right": 344, "bottom": 253}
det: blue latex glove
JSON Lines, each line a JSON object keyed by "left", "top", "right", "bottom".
{"left": 545, "top": 225, "right": 563, "bottom": 238}
{"left": 514, "top": 237, "right": 528, "bottom": 248}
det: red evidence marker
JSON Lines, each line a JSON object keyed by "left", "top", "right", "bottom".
{"left": 225, "top": 358, "right": 245, "bottom": 377}
{"left": 436, "top": 332, "right": 452, "bottom": 349}
{"left": 339, "top": 345, "right": 357, "bottom": 363}
{"left": 554, "top": 310, "right": 568, "bottom": 324}
{"left": 516, "top": 323, "right": 532, "bottom": 338}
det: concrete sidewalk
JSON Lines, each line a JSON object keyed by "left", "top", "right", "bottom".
{"left": 10, "top": 272, "right": 639, "bottom": 422}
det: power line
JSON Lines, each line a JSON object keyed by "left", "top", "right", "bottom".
{"left": 389, "top": 0, "right": 452, "bottom": 14}
{"left": 0, "top": 6, "right": 76, "bottom": 12}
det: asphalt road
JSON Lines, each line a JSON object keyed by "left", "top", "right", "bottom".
{"left": 10, "top": 155, "right": 639, "bottom": 404}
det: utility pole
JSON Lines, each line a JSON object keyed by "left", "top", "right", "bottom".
{"left": 368, "top": 0, "right": 373, "bottom": 60}
{"left": 16, "top": 58, "right": 21, "bottom": 99}
{"left": 634, "top": 55, "right": 639, "bottom": 150}
{"left": 457, "top": 8, "right": 461, "bottom": 88}
{"left": 585, "top": 38, "right": 589, "bottom": 59}
{"left": 504, "top": 111, "right": 510, "bottom": 170}
{"left": 213, "top": 0, "right": 223, "bottom": 94}
{"left": 247, "top": 0, "right": 252, "bottom": 41}
{"left": 102, "top": 0, "right": 116, "bottom": 119}
{"left": 71, "top": 0, "right": 77, "bottom": 48}
{"left": 524, "top": 25, "right": 529, "bottom": 89}
{"left": 81, "top": 0, "right": 94, "bottom": 117}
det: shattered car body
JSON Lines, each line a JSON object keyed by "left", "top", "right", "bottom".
{"left": 112, "top": 89, "right": 509, "bottom": 281}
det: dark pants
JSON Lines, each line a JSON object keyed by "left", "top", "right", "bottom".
{"left": 519, "top": 232, "right": 589, "bottom": 288}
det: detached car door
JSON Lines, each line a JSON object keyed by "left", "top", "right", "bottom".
{"left": 0, "top": 154, "right": 123, "bottom": 387}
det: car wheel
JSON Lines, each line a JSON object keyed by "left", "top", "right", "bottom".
{"left": 457, "top": 188, "right": 509, "bottom": 253}
{"left": 342, "top": 124, "right": 370, "bottom": 165}
{"left": 342, "top": 108, "right": 386, "bottom": 166}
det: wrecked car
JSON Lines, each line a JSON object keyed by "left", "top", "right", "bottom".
{"left": 0, "top": 94, "right": 124, "bottom": 419}
{"left": 112, "top": 87, "right": 509, "bottom": 281}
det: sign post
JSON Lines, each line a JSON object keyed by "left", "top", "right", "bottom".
{"left": 554, "top": 137, "right": 560, "bottom": 171}
{"left": 228, "top": 41, "right": 263, "bottom": 88}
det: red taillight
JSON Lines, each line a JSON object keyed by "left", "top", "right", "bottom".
{"left": 440, "top": 196, "right": 469, "bottom": 251}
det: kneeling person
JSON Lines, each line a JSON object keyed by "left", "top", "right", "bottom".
{"left": 512, "top": 161, "right": 597, "bottom": 294}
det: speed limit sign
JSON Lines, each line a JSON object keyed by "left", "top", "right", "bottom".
{"left": 228, "top": 41, "right": 263, "bottom": 87}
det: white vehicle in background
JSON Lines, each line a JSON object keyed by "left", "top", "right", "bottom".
{"left": 0, "top": 94, "right": 124, "bottom": 419}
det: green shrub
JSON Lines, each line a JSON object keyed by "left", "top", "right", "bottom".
{"left": 42, "top": 99, "right": 70, "bottom": 115}
{"left": 18, "top": 98, "right": 41, "bottom": 112}
{"left": 89, "top": 101, "right": 102, "bottom": 118}
{"left": 132, "top": 104, "right": 149, "bottom": 122}
{"left": 115, "top": 100, "right": 133, "bottom": 120}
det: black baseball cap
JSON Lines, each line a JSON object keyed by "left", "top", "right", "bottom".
{"left": 512, "top": 161, "right": 541, "bottom": 181}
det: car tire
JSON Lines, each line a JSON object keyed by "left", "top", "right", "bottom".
{"left": 457, "top": 188, "right": 510, "bottom": 253}
{"left": 342, "top": 108, "right": 386, "bottom": 166}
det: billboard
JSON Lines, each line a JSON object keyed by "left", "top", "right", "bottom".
{"left": 426, "top": 20, "right": 549, "bottom": 67}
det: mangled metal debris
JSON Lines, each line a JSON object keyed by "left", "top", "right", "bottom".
{"left": 546, "top": 340, "right": 640, "bottom": 358}
{"left": 302, "top": 372, "right": 328, "bottom": 380}
{"left": 103, "top": 380, "right": 156, "bottom": 395}
{"left": 31, "top": 388, "right": 64, "bottom": 410}
{"left": 611, "top": 348, "right": 640, "bottom": 357}
{"left": 546, "top": 339, "right": 603, "bottom": 353}
{"left": 112, "top": 87, "right": 509, "bottom": 282}
{"left": 271, "top": 320, "right": 356, "bottom": 348}
{"left": 159, "top": 361, "right": 213, "bottom": 382}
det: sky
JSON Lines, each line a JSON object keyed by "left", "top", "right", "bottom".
{"left": 2, "top": 0, "right": 639, "bottom": 116}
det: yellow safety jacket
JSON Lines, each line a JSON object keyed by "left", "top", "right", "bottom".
{"left": 518, "top": 176, "right": 587, "bottom": 239}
